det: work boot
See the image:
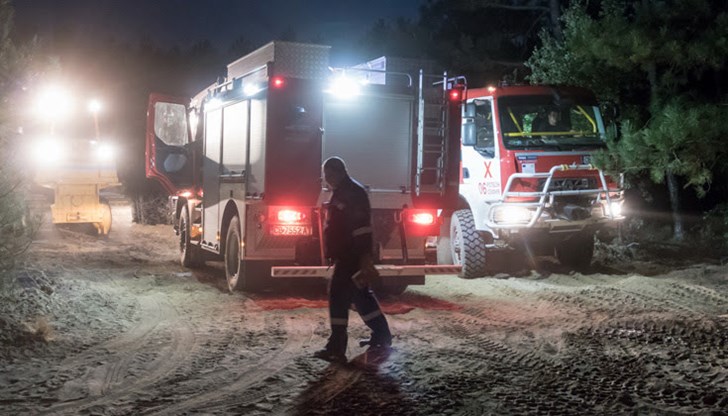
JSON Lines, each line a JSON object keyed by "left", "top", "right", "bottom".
{"left": 358, "top": 331, "right": 392, "bottom": 349}
{"left": 313, "top": 348, "right": 347, "bottom": 364}
{"left": 314, "top": 328, "right": 347, "bottom": 363}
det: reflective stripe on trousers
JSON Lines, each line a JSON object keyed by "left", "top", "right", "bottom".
{"left": 328, "top": 259, "right": 389, "bottom": 335}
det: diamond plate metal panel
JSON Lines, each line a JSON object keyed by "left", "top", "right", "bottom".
{"left": 227, "top": 41, "right": 331, "bottom": 80}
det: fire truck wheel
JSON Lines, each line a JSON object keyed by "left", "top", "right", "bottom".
{"left": 225, "top": 216, "right": 247, "bottom": 292}
{"left": 555, "top": 232, "right": 595, "bottom": 271}
{"left": 179, "top": 207, "right": 203, "bottom": 268}
{"left": 451, "top": 209, "right": 487, "bottom": 279}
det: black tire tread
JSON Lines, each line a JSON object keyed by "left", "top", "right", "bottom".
{"left": 452, "top": 209, "right": 487, "bottom": 279}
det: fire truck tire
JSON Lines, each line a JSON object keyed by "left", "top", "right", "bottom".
{"left": 225, "top": 216, "right": 247, "bottom": 292}
{"left": 179, "top": 207, "right": 203, "bottom": 268}
{"left": 555, "top": 232, "right": 595, "bottom": 270}
{"left": 451, "top": 209, "right": 487, "bottom": 279}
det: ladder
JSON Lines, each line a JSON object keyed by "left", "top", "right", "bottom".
{"left": 415, "top": 71, "right": 450, "bottom": 196}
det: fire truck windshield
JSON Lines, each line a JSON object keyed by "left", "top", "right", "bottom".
{"left": 497, "top": 95, "right": 606, "bottom": 150}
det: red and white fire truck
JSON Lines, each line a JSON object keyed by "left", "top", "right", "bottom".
{"left": 437, "top": 84, "right": 625, "bottom": 278}
{"left": 146, "top": 41, "right": 462, "bottom": 292}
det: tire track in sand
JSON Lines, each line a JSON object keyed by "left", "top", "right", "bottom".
{"left": 41, "top": 293, "right": 197, "bottom": 414}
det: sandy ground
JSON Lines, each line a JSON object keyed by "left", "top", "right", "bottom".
{"left": 0, "top": 200, "right": 727, "bottom": 415}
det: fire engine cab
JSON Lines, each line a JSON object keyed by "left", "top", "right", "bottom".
{"left": 146, "top": 41, "right": 463, "bottom": 292}
{"left": 437, "top": 84, "right": 625, "bottom": 278}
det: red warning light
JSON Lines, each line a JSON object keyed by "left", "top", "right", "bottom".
{"left": 272, "top": 77, "right": 285, "bottom": 88}
{"left": 449, "top": 89, "right": 461, "bottom": 101}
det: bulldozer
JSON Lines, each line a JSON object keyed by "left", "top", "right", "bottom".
{"left": 28, "top": 86, "right": 119, "bottom": 236}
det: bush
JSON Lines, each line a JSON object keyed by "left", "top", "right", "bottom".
{"left": 692, "top": 204, "right": 728, "bottom": 255}
{"left": 131, "top": 193, "right": 173, "bottom": 225}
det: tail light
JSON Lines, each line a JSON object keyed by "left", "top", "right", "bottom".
{"left": 408, "top": 211, "right": 435, "bottom": 226}
{"left": 277, "top": 209, "right": 306, "bottom": 223}
{"left": 403, "top": 209, "right": 439, "bottom": 237}
{"left": 267, "top": 206, "right": 312, "bottom": 236}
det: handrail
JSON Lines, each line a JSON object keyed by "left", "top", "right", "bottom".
{"left": 209, "top": 64, "right": 269, "bottom": 96}
{"left": 328, "top": 66, "right": 413, "bottom": 87}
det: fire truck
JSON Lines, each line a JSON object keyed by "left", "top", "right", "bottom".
{"left": 146, "top": 41, "right": 462, "bottom": 293}
{"left": 436, "top": 84, "right": 625, "bottom": 278}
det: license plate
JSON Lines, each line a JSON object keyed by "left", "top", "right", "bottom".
{"left": 270, "top": 225, "right": 312, "bottom": 236}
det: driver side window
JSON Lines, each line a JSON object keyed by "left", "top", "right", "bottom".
{"left": 154, "top": 102, "right": 188, "bottom": 146}
{"left": 475, "top": 101, "right": 494, "bottom": 151}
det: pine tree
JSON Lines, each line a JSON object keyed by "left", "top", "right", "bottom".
{"left": 526, "top": 0, "right": 728, "bottom": 241}
{"left": 0, "top": 0, "right": 37, "bottom": 275}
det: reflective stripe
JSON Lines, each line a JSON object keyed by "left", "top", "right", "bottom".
{"left": 352, "top": 226, "right": 373, "bottom": 237}
{"left": 331, "top": 318, "right": 348, "bottom": 326}
{"left": 360, "top": 309, "right": 382, "bottom": 322}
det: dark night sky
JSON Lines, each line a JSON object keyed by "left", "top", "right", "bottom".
{"left": 13, "top": 0, "right": 425, "bottom": 64}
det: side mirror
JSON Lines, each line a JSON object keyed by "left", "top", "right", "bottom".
{"left": 462, "top": 102, "right": 476, "bottom": 146}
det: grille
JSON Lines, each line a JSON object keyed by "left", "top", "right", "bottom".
{"left": 539, "top": 177, "right": 596, "bottom": 192}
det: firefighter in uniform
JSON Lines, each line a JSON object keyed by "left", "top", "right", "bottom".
{"left": 314, "top": 157, "right": 392, "bottom": 363}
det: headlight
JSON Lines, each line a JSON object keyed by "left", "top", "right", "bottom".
{"left": 493, "top": 206, "right": 533, "bottom": 224}
{"left": 94, "top": 142, "right": 115, "bottom": 162}
{"left": 608, "top": 201, "right": 623, "bottom": 217}
{"left": 34, "top": 86, "right": 74, "bottom": 121}
{"left": 602, "top": 200, "right": 623, "bottom": 217}
{"left": 31, "top": 138, "right": 66, "bottom": 167}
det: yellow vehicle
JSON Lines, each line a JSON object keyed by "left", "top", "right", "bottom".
{"left": 28, "top": 86, "right": 119, "bottom": 236}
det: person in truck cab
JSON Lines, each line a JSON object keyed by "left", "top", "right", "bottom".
{"left": 314, "top": 156, "right": 393, "bottom": 364}
{"left": 535, "top": 108, "right": 567, "bottom": 133}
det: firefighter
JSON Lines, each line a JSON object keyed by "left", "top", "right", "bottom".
{"left": 314, "top": 156, "right": 392, "bottom": 363}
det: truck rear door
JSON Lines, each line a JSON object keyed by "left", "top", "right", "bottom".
{"left": 145, "top": 94, "right": 195, "bottom": 194}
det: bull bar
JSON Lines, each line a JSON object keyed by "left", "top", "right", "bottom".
{"left": 486, "top": 164, "right": 624, "bottom": 229}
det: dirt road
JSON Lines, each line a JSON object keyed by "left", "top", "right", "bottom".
{"left": 1, "top": 202, "right": 726, "bottom": 415}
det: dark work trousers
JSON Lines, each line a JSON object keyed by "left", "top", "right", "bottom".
{"left": 327, "top": 258, "right": 390, "bottom": 352}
